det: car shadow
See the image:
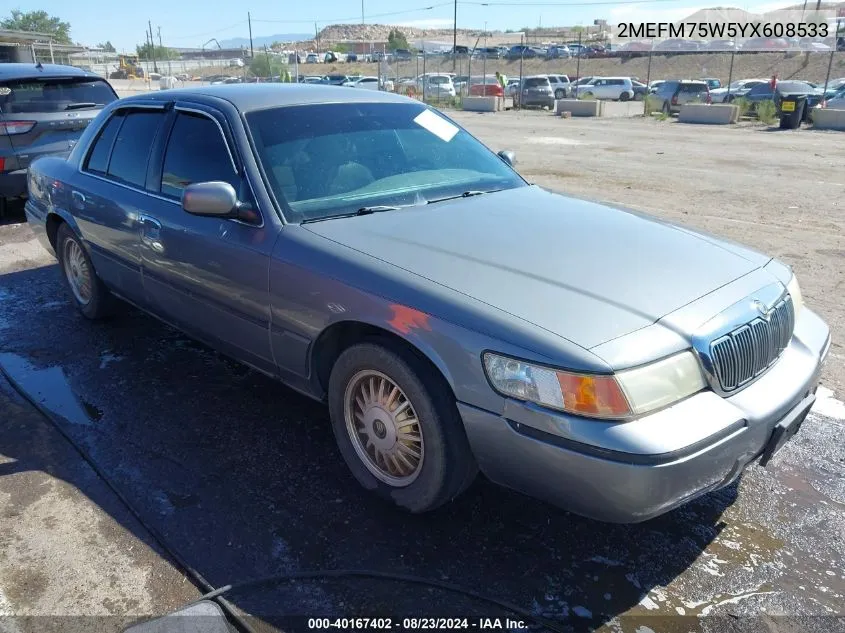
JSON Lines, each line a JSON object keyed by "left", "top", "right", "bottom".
{"left": 0, "top": 264, "right": 738, "bottom": 632}
{"left": 0, "top": 199, "right": 26, "bottom": 226}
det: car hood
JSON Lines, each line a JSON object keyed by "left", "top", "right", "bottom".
{"left": 303, "top": 186, "right": 768, "bottom": 349}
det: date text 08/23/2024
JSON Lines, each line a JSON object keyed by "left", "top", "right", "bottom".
{"left": 307, "top": 618, "right": 529, "bottom": 630}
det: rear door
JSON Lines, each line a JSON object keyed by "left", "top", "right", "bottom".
{"left": 0, "top": 75, "right": 117, "bottom": 172}
{"left": 73, "top": 105, "right": 169, "bottom": 304}
{"left": 677, "top": 83, "right": 709, "bottom": 105}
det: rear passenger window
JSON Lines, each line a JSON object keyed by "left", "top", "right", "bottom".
{"left": 160, "top": 112, "right": 238, "bottom": 198}
{"left": 107, "top": 110, "right": 165, "bottom": 187}
{"left": 85, "top": 114, "right": 123, "bottom": 174}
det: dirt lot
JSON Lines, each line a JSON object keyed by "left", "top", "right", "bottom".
{"left": 0, "top": 112, "right": 843, "bottom": 632}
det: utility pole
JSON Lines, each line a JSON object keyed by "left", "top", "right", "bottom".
{"left": 452, "top": 0, "right": 458, "bottom": 71}
{"left": 361, "top": 0, "right": 365, "bottom": 24}
{"left": 248, "top": 12, "right": 254, "bottom": 59}
{"left": 148, "top": 20, "right": 158, "bottom": 73}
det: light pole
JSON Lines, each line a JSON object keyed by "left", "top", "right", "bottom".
{"left": 452, "top": 0, "right": 458, "bottom": 71}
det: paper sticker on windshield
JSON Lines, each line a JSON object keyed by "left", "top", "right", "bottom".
{"left": 413, "top": 109, "right": 459, "bottom": 142}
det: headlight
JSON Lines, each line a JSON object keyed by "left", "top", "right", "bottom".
{"left": 483, "top": 351, "right": 706, "bottom": 419}
{"left": 787, "top": 273, "right": 803, "bottom": 318}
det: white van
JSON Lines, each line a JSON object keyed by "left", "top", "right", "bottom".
{"left": 581, "top": 77, "right": 635, "bottom": 101}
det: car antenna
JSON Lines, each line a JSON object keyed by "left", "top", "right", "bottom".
{"left": 35, "top": 61, "right": 43, "bottom": 69}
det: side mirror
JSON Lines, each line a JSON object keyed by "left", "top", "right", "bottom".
{"left": 182, "top": 181, "right": 238, "bottom": 217}
{"left": 498, "top": 150, "right": 516, "bottom": 167}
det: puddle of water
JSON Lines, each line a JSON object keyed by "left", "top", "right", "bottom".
{"left": 0, "top": 353, "right": 97, "bottom": 426}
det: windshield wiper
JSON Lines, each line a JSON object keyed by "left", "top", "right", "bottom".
{"left": 65, "top": 102, "right": 99, "bottom": 110}
{"left": 301, "top": 206, "right": 403, "bottom": 224}
{"left": 426, "top": 189, "right": 503, "bottom": 205}
{"left": 355, "top": 205, "right": 402, "bottom": 215}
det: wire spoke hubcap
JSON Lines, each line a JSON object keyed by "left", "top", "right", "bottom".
{"left": 344, "top": 370, "right": 424, "bottom": 487}
{"left": 64, "top": 239, "right": 92, "bottom": 305}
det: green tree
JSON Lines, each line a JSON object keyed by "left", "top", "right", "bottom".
{"left": 136, "top": 42, "right": 179, "bottom": 60}
{"left": 387, "top": 28, "right": 409, "bottom": 51}
{"left": 1, "top": 9, "right": 71, "bottom": 44}
{"left": 97, "top": 41, "right": 116, "bottom": 52}
{"left": 249, "top": 53, "right": 287, "bottom": 78}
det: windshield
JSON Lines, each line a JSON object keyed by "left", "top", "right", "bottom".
{"left": 525, "top": 78, "right": 550, "bottom": 88}
{"left": 247, "top": 102, "right": 526, "bottom": 222}
{"left": 429, "top": 76, "right": 451, "bottom": 85}
{"left": 0, "top": 76, "right": 116, "bottom": 113}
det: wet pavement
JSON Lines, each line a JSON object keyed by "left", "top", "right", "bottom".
{"left": 1, "top": 213, "right": 844, "bottom": 633}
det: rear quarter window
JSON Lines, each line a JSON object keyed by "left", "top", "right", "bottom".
{"left": 85, "top": 114, "right": 124, "bottom": 174}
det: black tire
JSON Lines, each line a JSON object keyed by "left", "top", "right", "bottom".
{"left": 583, "top": 91, "right": 594, "bottom": 99}
{"left": 56, "top": 223, "right": 116, "bottom": 319}
{"left": 662, "top": 102, "right": 671, "bottom": 115}
{"left": 0, "top": 197, "right": 6, "bottom": 220}
{"left": 554, "top": 88, "right": 565, "bottom": 100}
{"left": 620, "top": 91, "right": 631, "bottom": 102}
{"left": 328, "top": 341, "right": 477, "bottom": 513}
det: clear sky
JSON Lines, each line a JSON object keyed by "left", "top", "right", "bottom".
{"left": 11, "top": 0, "right": 790, "bottom": 52}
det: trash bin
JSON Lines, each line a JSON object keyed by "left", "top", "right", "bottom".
{"left": 778, "top": 94, "right": 807, "bottom": 129}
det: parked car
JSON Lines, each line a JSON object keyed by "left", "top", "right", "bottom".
{"left": 547, "top": 74, "right": 571, "bottom": 99}
{"left": 579, "top": 77, "right": 635, "bottom": 101}
{"left": 546, "top": 45, "right": 571, "bottom": 59}
{"left": 300, "top": 76, "right": 324, "bottom": 84}
{"left": 405, "top": 73, "right": 456, "bottom": 98}
{"left": 706, "top": 39, "right": 739, "bottom": 51}
{"left": 743, "top": 81, "right": 822, "bottom": 121}
{"left": 343, "top": 76, "right": 393, "bottom": 91}
{"left": 570, "top": 75, "right": 595, "bottom": 97}
{"left": 567, "top": 43, "right": 587, "bottom": 57}
{"left": 654, "top": 39, "right": 700, "bottom": 52}
{"left": 823, "top": 85, "right": 845, "bottom": 109}
{"left": 346, "top": 53, "right": 358, "bottom": 62}
{"left": 469, "top": 77, "right": 504, "bottom": 97}
{"left": 25, "top": 84, "right": 829, "bottom": 522}
{"left": 710, "top": 79, "right": 767, "bottom": 103}
{"left": 742, "top": 37, "right": 789, "bottom": 51}
{"left": 630, "top": 80, "right": 649, "bottom": 100}
{"left": 475, "top": 47, "right": 501, "bottom": 59}
{"left": 324, "top": 74, "right": 351, "bottom": 86}
{"left": 0, "top": 63, "right": 118, "bottom": 217}
{"left": 515, "top": 75, "right": 555, "bottom": 108}
{"left": 394, "top": 49, "right": 413, "bottom": 62}
{"left": 652, "top": 80, "right": 711, "bottom": 114}
{"left": 505, "top": 45, "right": 536, "bottom": 60}
{"left": 305, "top": 53, "right": 320, "bottom": 63}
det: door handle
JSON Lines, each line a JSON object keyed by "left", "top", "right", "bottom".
{"left": 138, "top": 214, "right": 162, "bottom": 242}
{"left": 71, "top": 190, "right": 86, "bottom": 210}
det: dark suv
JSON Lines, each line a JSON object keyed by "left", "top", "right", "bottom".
{"left": 653, "top": 80, "right": 711, "bottom": 114}
{"left": 1, "top": 63, "right": 117, "bottom": 216}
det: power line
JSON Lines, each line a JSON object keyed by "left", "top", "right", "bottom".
{"left": 252, "top": 3, "right": 454, "bottom": 25}
{"left": 462, "top": 0, "right": 690, "bottom": 5}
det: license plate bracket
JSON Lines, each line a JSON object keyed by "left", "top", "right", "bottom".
{"left": 759, "top": 394, "right": 815, "bottom": 466}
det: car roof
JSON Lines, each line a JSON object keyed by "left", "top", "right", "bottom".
{"left": 0, "top": 62, "right": 103, "bottom": 81}
{"left": 117, "top": 84, "right": 412, "bottom": 111}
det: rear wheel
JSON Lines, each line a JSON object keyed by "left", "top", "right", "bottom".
{"left": 620, "top": 91, "right": 631, "bottom": 102}
{"left": 328, "top": 342, "right": 477, "bottom": 512}
{"left": 662, "top": 102, "right": 671, "bottom": 115}
{"left": 555, "top": 88, "right": 565, "bottom": 99}
{"left": 56, "top": 223, "right": 116, "bottom": 319}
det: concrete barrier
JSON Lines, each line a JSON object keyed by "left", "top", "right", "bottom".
{"left": 462, "top": 96, "right": 498, "bottom": 112}
{"left": 555, "top": 99, "right": 603, "bottom": 117}
{"left": 678, "top": 104, "right": 739, "bottom": 124}
{"left": 811, "top": 108, "right": 845, "bottom": 131}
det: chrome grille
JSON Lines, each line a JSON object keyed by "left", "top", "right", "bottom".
{"left": 709, "top": 296, "right": 794, "bottom": 392}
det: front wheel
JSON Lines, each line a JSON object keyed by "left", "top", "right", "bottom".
{"left": 620, "top": 91, "right": 631, "bottom": 102}
{"left": 56, "top": 223, "right": 116, "bottom": 319}
{"left": 555, "top": 88, "right": 565, "bottom": 99}
{"left": 328, "top": 342, "right": 477, "bottom": 512}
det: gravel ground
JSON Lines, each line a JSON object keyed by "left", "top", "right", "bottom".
{"left": 0, "top": 113, "right": 843, "bottom": 633}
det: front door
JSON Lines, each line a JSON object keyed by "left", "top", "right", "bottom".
{"left": 139, "top": 106, "right": 279, "bottom": 374}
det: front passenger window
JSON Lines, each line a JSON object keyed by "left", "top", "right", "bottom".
{"left": 160, "top": 112, "right": 239, "bottom": 198}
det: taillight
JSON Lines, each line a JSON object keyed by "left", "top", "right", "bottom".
{"left": 1, "top": 121, "right": 36, "bottom": 135}
{"left": 0, "top": 157, "right": 5, "bottom": 172}
{"left": 671, "top": 95, "right": 678, "bottom": 105}
{"left": 706, "top": 94, "right": 712, "bottom": 104}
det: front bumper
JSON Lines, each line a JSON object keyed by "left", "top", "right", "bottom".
{"left": 0, "top": 170, "right": 28, "bottom": 199}
{"left": 459, "top": 308, "right": 831, "bottom": 523}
